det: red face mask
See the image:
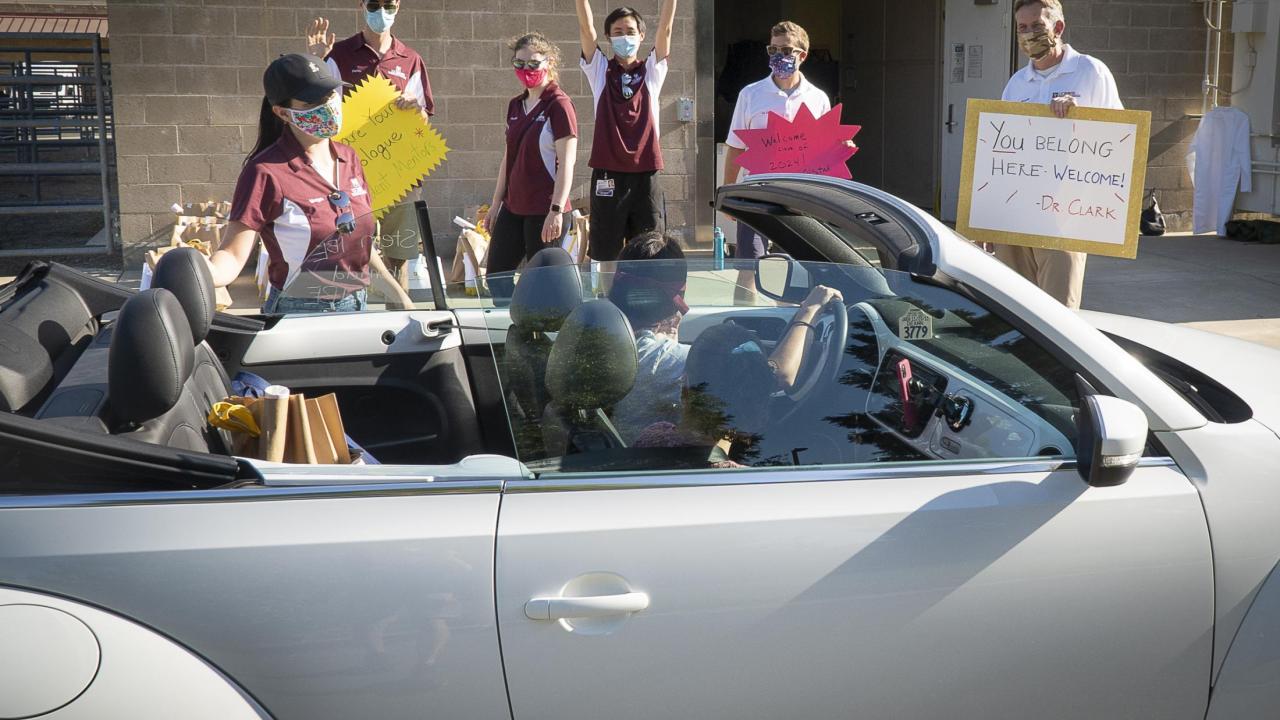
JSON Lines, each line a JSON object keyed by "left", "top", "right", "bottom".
{"left": 515, "top": 68, "right": 548, "bottom": 88}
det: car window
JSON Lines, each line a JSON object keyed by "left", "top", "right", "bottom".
{"left": 481, "top": 259, "right": 1080, "bottom": 475}
{"left": 262, "top": 200, "right": 444, "bottom": 316}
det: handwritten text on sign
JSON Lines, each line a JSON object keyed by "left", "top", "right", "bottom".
{"left": 957, "top": 100, "right": 1151, "bottom": 259}
{"left": 336, "top": 75, "right": 450, "bottom": 218}
{"left": 735, "top": 103, "right": 860, "bottom": 180}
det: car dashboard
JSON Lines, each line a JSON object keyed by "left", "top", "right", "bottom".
{"left": 857, "top": 302, "right": 1073, "bottom": 461}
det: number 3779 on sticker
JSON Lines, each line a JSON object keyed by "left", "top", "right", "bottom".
{"left": 898, "top": 308, "right": 934, "bottom": 341}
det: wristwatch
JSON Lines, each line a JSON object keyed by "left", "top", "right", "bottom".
{"left": 550, "top": 203, "right": 562, "bottom": 213}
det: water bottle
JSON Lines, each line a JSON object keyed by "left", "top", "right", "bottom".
{"left": 713, "top": 226, "right": 725, "bottom": 271}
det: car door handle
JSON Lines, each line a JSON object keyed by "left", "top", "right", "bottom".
{"left": 524, "top": 592, "right": 650, "bottom": 621}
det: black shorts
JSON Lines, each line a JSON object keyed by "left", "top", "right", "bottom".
{"left": 734, "top": 222, "right": 767, "bottom": 259}
{"left": 588, "top": 169, "right": 663, "bottom": 261}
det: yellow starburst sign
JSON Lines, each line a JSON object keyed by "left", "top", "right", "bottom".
{"left": 336, "top": 75, "right": 449, "bottom": 218}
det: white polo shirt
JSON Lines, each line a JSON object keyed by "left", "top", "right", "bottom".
{"left": 1002, "top": 44, "right": 1122, "bottom": 110}
{"left": 727, "top": 74, "right": 832, "bottom": 173}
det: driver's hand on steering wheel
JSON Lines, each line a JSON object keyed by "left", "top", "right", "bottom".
{"left": 800, "top": 286, "right": 843, "bottom": 312}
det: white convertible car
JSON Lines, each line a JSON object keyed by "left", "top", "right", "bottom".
{"left": 0, "top": 176, "right": 1278, "bottom": 719}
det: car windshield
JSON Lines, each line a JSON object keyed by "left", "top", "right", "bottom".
{"left": 479, "top": 257, "right": 1080, "bottom": 475}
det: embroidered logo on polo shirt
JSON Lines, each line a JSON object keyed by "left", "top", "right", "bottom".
{"left": 1052, "top": 91, "right": 1081, "bottom": 100}
{"left": 385, "top": 66, "right": 407, "bottom": 80}
{"left": 535, "top": 112, "right": 547, "bottom": 122}
{"left": 308, "top": 197, "right": 326, "bottom": 204}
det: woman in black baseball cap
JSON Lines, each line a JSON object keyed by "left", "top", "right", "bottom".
{"left": 206, "top": 53, "right": 412, "bottom": 313}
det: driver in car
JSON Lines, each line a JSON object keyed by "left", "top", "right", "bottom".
{"left": 632, "top": 290, "right": 840, "bottom": 466}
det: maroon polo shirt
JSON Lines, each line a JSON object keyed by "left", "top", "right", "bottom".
{"left": 581, "top": 49, "right": 668, "bottom": 173}
{"left": 231, "top": 132, "right": 376, "bottom": 296}
{"left": 326, "top": 33, "right": 434, "bottom": 115}
{"left": 503, "top": 83, "right": 578, "bottom": 216}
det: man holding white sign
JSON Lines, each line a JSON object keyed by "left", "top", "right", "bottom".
{"left": 997, "top": 0, "right": 1121, "bottom": 309}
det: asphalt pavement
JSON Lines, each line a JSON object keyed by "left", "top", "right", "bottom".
{"left": 1083, "top": 232, "right": 1280, "bottom": 348}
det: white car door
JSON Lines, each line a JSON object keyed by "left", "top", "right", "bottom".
{"left": 489, "top": 260, "right": 1213, "bottom": 720}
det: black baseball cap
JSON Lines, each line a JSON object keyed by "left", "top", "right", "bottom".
{"left": 263, "top": 53, "right": 346, "bottom": 106}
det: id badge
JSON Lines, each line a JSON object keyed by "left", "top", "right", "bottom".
{"left": 595, "top": 178, "right": 616, "bottom": 198}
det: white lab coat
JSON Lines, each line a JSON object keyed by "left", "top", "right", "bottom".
{"left": 1187, "top": 106, "right": 1252, "bottom": 236}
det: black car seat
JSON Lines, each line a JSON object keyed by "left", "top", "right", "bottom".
{"left": 542, "top": 299, "right": 638, "bottom": 456}
{"left": 150, "top": 247, "right": 235, "bottom": 451}
{"left": 0, "top": 265, "right": 96, "bottom": 414}
{"left": 503, "top": 247, "right": 583, "bottom": 431}
{"left": 107, "top": 289, "right": 212, "bottom": 452}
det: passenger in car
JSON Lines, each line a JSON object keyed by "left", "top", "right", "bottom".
{"left": 608, "top": 231, "right": 690, "bottom": 441}
{"left": 204, "top": 54, "right": 412, "bottom": 313}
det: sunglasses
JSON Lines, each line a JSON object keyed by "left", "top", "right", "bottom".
{"left": 620, "top": 71, "right": 640, "bottom": 99}
{"left": 511, "top": 58, "right": 547, "bottom": 70}
{"left": 766, "top": 45, "right": 803, "bottom": 57}
{"left": 328, "top": 190, "right": 356, "bottom": 235}
{"left": 364, "top": 1, "right": 399, "bottom": 12}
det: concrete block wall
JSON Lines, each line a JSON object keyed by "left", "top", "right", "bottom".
{"left": 1062, "top": 1, "right": 1228, "bottom": 231}
{"left": 105, "top": 0, "right": 699, "bottom": 261}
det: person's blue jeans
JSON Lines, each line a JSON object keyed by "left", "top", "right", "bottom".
{"left": 263, "top": 287, "right": 367, "bottom": 314}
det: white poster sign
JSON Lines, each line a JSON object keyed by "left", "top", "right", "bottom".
{"left": 957, "top": 99, "right": 1151, "bottom": 259}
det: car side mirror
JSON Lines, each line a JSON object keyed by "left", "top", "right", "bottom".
{"left": 1075, "top": 393, "right": 1147, "bottom": 487}
{"left": 755, "top": 254, "right": 811, "bottom": 304}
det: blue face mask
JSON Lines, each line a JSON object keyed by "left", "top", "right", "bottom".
{"left": 611, "top": 34, "right": 641, "bottom": 59}
{"left": 769, "top": 52, "right": 799, "bottom": 80}
{"left": 365, "top": 9, "right": 395, "bottom": 33}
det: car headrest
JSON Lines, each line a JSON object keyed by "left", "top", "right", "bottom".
{"left": 151, "top": 247, "right": 216, "bottom": 343}
{"left": 509, "top": 247, "right": 582, "bottom": 332}
{"left": 109, "top": 289, "right": 195, "bottom": 424}
{"left": 545, "top": 300, "right": 637, "bottom": 410}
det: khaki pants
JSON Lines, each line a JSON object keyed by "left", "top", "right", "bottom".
{"left": 993, "top": 244, "right": 1087, "bottom": 310}
{"left": 377, "top": 189, "right": 425, "bottom": 292}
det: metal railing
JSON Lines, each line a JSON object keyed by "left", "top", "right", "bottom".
{"left": 0, "top": 32, "right": 115, "bottom": 257}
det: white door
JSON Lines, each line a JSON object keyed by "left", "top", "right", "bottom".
{"left": 495, "top": 463, "right": 1210, "bottom": 719}
{"left": 941, "top": 0, "right": 1014, "bottom": 221}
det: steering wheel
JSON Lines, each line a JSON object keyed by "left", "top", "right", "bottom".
{"left": 780, "top": 300, "right": 849, "bottom": 421}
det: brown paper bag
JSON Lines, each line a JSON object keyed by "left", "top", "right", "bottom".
{"left": 220, "top": 392, "right": 354, "bottom": 465}
{"left": 569, "top": 214, "right": 590, "bottom": 263}
{"left": 306, "top": 399, "right": 338, "bottom": 465}
{"left": 285, "top": 394, "right": 318, "bottom": 464}
{"left": 310, "top": 394, "right": 351, "bottom": 464}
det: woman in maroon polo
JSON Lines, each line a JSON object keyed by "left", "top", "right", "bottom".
{"left": 207, "top": 53, "right": 411, "bottom": 313}
{"left": 483, "top": 32, "right": 579, "bottom": 301}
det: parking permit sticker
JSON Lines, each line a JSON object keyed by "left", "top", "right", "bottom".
{"left": 899, "top": 308, "right": 933, "bottom": 340}
{"left": 595, "top": 178, "right": 616, "bottom": 198}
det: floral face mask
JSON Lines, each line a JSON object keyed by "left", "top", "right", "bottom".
{"left": 769, "top": 52, "right": 800, "bottom": 80}
{"left": 287, "top": 92, "right": 343, "bottom": 139}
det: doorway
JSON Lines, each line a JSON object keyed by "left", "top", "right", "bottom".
{"left": 939, "top": 0, "right": 1015, "bottom": 221}
{"left": 714, "top": 0, "right": 942, "bottom": 212}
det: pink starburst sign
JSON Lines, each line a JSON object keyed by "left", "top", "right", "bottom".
{"left": 735, "top": 103, "right": 861, "bottom": 179}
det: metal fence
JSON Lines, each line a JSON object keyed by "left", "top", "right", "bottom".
{"left": 0, "top": 32, "right": 115, "bottom": 257}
